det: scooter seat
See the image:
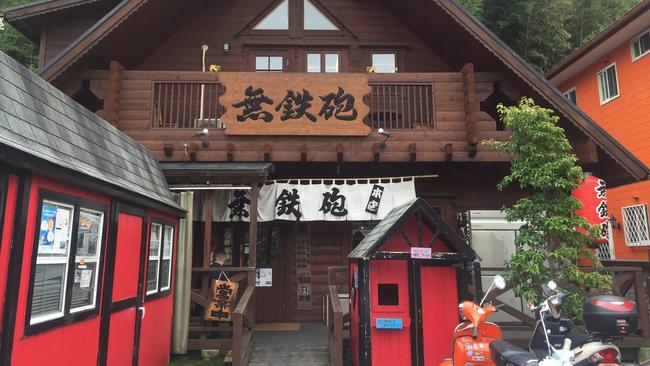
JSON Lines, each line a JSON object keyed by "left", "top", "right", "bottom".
{"left": 490, "top": 340, "right": 539, "bottom": 366}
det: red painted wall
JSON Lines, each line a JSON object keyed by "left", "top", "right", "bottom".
{"left": 421, "top": 266, "right": 458, "bottom": 365}
{"left": 138, "top": 212, "right": 179, "bottom": 366}
{"left": 369, "top": 259, "right": 411, "bottom": 366}
{"left": 557, "top": 34, "right": 650, "bottom": 259}
{"left": 112, "top": 212, "right": 144, "bottom": 302}
{"left": 0, "top": 175, "right": 18, "bottom": 332}
{"left": 11, "top": 176, "right": 110, "bottom": 365}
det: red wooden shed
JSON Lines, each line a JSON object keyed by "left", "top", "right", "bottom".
{"left": 348, "top": 197, "right": 478, "bottom": 366}
{"left": 0, "top": 51, "right": 184, "bottom": 366}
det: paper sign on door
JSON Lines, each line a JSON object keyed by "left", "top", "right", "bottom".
{"left": 410, "top": 247, "right": 432, "bottom": 259}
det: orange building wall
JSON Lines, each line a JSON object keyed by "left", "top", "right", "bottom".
{"left": 558, "top": 35, "right": 650, "bottom": 260}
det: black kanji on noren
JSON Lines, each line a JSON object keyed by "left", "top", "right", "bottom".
{"left": 319, "top": 87, "right": 358, "bottom": 121}
{"left": 319, "top": 187, "right": 348, "bottom": 216}
{"left": 595, "top": 179, "right": 607, "bottom": 199}
{"left": 227, "top": 190, "right": 250, "bottom": 219}
{"left": 276, "top": 188, "right": 302, "bottom": 219}
{"left": 275, "top": 89, "right": 317, "bottom": 122}
{"left": 365, "top": 184, "right": 384, "bottom": 214}
{"left": 232, "top": 86, "right": 274, "bottom": 122}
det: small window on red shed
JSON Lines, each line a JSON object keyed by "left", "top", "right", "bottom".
{"left": 146, "top": 222, "right": 174, "bottom": 296}
{"left": 378, "top": 283, "right": 399, "bottom": 306}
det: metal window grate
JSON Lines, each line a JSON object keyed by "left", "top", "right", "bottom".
{"left": 622, "top": 204, "right": 650, "bottom": 246}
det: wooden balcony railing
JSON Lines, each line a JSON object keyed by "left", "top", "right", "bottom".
{"left": 365, "top": 83, "right": 434, "bottom": 129}
{"left": 151, "top": 82, "right": 223, "bottom": 128}
{"left": 147, "top": 73, "right": 439, "bottom": 130}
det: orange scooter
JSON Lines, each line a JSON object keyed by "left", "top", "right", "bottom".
{"left": 440, "top": 275, "right": 507, "bottom": 366}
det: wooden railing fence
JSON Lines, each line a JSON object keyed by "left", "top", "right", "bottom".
{"left": 328, "top": 266, "right": 349, "bottom": 366}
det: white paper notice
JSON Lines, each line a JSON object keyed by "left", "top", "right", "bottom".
{"left": 256, "top": 268, "right": 273, "bottom": 287}
{"left": 411, "top": 247, "right": 432, "bottom": 259}
{"left": 80, "top": 270, "right": 92, "bottom": 288}
{"left": 53, "top": 207, "right": 71, "bottom": 254}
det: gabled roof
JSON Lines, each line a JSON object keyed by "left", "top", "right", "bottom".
{"left": 1, "top": 0, "right": 120, "bottom": 42}
{"left": 546, "top": 0, "right": 650, "bottom": 84}
{"left": 348, "top": 197, "right": 476, "bottom": 260}
{"left": 9, "top": 0, "right": 650, "bottom": 184}
{"left": 0, "top": 50, "right": 181, "bottom": 213}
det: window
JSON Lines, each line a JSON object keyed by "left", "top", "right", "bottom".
{"left": 29, "top": 196, "right": 106, "bottom": 327}
{"left": 306, "top": 52, "right": 339, "bottom": 73}
{"left": 254, "top": 0, "right": 289, "bottom": 30}
{"left": 304, "top": 0, "right": 338, "bottom": 30}
{"left": 377, "top": 283, "right": 399, "bottom": 305}
{"left": 632, "top": 29, "right": 650, "bottom": 61}
{"left": 563, "top": 88, "right": 577, "bottom": 105}
{"left": 372, "top": 53, "right": 397, "bottom": 73}
{"left": 146, "top": 222, "right": 174, "bottom": 295}
{"left": 597, "top": 63, "right": 619, "bottom": 104}
{"left": 70, "top": 208, "right": 104, "bottom": 312}
{"left": 255, "top": 56, "right": 284, "bottom": 72}
{"left": 622, "top": 204, "right": 650, "bottom": 246}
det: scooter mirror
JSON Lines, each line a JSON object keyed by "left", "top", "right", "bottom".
{"left": 547, "top": 280, "right": 557, "bottom": 291}
{"left": 494, "top": 275, "right": 507, "bottom": 290}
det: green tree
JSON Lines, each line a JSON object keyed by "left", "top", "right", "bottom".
{"left": 0, "top": 0, "right": 38, "bottom": 69}
{"left": 484, "top": 98, "right": 611, "bottom": 320}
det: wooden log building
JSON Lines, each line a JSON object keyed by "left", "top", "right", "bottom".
{"left": 2, "top": 0, "right": 649, "bottom": 365}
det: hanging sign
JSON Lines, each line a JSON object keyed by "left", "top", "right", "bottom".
{"left": 204, "top": 280, "right": 239, "bottom": 322}
{"left": 296, "top": 224, "right": 312, "bottom": 311}
{"left": 200, "top": 179, "right": 416, "bottom": 222}
{"left": 573, "top": 175, "right": 608, "bottom": 245}
{"left": 219, "top": 73, "right": 371, "bottom": 136}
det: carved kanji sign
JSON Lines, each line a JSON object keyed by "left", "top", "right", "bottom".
{"left": 220, "top": 73, "right": 371, "bottom": 136}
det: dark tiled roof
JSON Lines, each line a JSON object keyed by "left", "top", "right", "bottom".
{"left": 348, "top": 197, "right": 476, "bottom": 260}
{"left": 0, "top": 51, "right": 178, "bottom": 209}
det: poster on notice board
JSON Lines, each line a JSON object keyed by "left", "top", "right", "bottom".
{"left": 38, "top": 202, "right": 72, "bottom": 255}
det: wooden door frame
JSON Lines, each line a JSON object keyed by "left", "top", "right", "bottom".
{"left": 97, "top": 202, "right": 148, "bottom": 366}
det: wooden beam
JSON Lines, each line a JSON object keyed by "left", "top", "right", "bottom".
{"left": 300, "top": 144, "right": 308, "bottom": 162}
{"left": 263, "top": 143, "right": 272, "bottom": 162}
{"left": 187, "top": 142, "right": 198, "bottom": 162}
{"left": 445, "top": 143, "right": 453, "bottom": 162}
{"left": 409, "top": 143, "right": 417, "bottom": 163}
{"left": 336, "top": 143, "right": 344, "bottom": 162}
{"left": 105, "top": 60, "right": 124, "bottom": 127}
{"left": 574, "top": 139, "right": 599, "bottom": 164}
{"left": 461, "top": 63, "right": 478, "bottom": 158}
{"left": 372, "top": 143, "right": 380, "bottom": 162}
{"left": 227, "top": 143, "right": 235, "bottom": 162}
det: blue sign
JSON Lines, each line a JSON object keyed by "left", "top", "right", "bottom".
{"left": 375, "top": 318, "right": 403, "bottom": 329}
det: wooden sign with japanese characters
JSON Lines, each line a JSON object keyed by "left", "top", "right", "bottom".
{"left": 204, "top": 280, "right": 239, "bottom": 322}
{"left": 220, "top": 73, "right": 371, "bottom": 136}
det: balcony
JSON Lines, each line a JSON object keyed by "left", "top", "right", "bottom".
{"left": 87, "top": 68, "right": 509, "bottom": 162}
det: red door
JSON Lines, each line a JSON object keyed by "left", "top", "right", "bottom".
{"left": 420, "top": 265, "right": 459, "bottom": 365}
{"left": 369, "top": 259, "right": 412, "bottom": 366}
{"left": 102, "top": 206, "right": 146, "bottom": 366}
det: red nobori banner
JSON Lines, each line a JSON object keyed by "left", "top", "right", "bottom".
{"left": 573, "top": 175, "right": 608, "bottom": 245}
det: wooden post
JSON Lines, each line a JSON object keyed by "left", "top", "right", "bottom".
{"left": 202, "top": 193, "right": 213, "bottom": 290}
{"left": 248, "top": 183, "right": 259, "bottom": 286}
{"left": 461, "top": 63, "right": 478, "bottom": 158}
{"left": 105, "top": 60, "right": 124, "bottom": 127}
{"left": 634, "top": 269, "right": 650, "bottom": 337}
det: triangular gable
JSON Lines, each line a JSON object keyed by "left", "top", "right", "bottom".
{"left": 304, "top": 0, "right": 339, "bottom": 30}
{"left": 348, "top": 198, "right": 476, "bottom": 260}
{"left": 241, "top": 0, "right": 347, "bottom": 36}
{"left": 24, "top": 0, "right": 650, "bottom": 183}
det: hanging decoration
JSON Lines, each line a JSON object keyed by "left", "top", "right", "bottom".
{"left": 194, "top": 177, "right": 417, "bottom": 222}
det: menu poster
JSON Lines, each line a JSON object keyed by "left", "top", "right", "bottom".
{"left": 38, "top": 203, "right": 72, "bottom": 255}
